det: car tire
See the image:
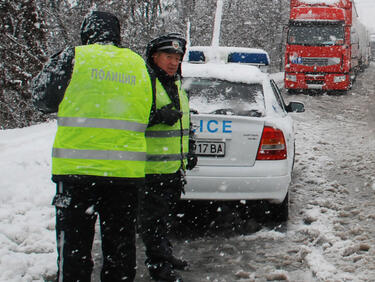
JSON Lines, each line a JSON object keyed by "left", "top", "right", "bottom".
{"left": 255, "top": 192, "right": 289, "bottom": 223}
{"left": 269, "top": 192, "right": 289, "bottom": 222}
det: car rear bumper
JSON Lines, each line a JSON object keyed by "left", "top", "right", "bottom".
{"left": 183, "top": 160, "right": 290, "bottom": 203}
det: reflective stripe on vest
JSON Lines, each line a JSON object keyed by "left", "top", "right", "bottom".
{"left": 147, "top": 153, "right": 187, "bottom": 162}
{"left": 52, "top": 44, "right": 152, "bottom": 178}
{"left": 146, "top": 129, "right": 189, "bottom": 138}
{"left": 145, "top": 79, "right": 190, "bottom": 174}
{"left": 57, "top": 117, "right": 148, "bottom": 132}
{"left": 53, "top": 148, "right": 146, "bottom": 161}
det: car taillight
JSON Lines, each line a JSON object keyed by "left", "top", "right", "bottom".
{"left": 256, "top": 126, "right": 287, "bottom": 160}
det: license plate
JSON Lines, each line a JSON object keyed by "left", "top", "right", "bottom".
{"left": 307, "top": 84, "right": 323, "bottom": 90}
{"left": 194, "top": 141, "right": 225, "bottom": 156}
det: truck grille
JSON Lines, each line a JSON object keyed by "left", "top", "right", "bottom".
{"left": 305, "top": 73, "right": 325, "bottom": 85}
{"left": 302, "top": 57, "right": 329, "bottom": 66}
{"left": 306, "top": 80, "right": 324, "bottom": 85}
{"left": 300, "top": 57, "right": 340, "bottom": 66}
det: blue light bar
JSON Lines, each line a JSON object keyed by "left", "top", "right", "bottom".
{"left": 228, "top": 52, "right": 269, "bottom": 65}
{"left": 188, "top": 51, "right": 206, "bottom": 63}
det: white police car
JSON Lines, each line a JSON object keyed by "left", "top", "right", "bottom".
{"left": 182, "top": 46, "right": 304, "bottom": 222}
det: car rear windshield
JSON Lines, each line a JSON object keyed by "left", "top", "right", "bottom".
{"left": 182, "top": 77, "right": 265, "bottom": 117}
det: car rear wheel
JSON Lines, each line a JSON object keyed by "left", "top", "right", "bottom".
{"left": 255, "top": 192, "right": 289, "bottom": 223}
{"left": 270, "top": 192, "right": 289, "bottom": 222}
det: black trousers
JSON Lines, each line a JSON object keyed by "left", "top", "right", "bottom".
{"left": 138, "top": 172, "right": 183, "bottom": 265}
{"left": 54, "top": 181, "right": 139, "bottom": 282}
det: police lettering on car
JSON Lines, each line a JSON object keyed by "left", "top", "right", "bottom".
{"left": 195, "top": 119, "right": 232, "bottom": 133}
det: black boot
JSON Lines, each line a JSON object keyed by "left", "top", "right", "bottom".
{"left": 147, "top": 261, "right": 183, "bottom": 282}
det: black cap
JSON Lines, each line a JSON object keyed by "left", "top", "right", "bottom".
{"left": 154, "top": 38, "right": 185, "bottom": 54}
{"left": 146, "top": 33, "right": 187, "bottom": 64}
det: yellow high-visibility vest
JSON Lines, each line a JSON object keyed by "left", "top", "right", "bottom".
{"left": 52, "top": 44, "right": 152, "bottom": 178}
{"left": 145, "top": 79, "right": 190, "bottom": 174}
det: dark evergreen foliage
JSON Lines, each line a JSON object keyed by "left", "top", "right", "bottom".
{"left": 0, "top": 0, "right": 47, "bottom": 129}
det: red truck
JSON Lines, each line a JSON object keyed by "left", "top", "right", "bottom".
{"left": 284, "top": 0, "right": 370, "bottom": 92}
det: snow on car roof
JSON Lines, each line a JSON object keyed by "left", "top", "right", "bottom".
{"left": 182, "top": 62, "right": 266, "bottom": 85}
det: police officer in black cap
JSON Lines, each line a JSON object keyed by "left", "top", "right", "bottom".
{"left": 139, "top": 33, "right": 197, "bottom": 282}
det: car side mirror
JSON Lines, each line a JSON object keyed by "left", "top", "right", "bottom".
{"left": 286, "top": 101, "right": 305, "bottom": 113}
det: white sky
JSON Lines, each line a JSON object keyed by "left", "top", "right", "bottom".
{"left": 354, "top": 0, "right": 375, "bottom": 33}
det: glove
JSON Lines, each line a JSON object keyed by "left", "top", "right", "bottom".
{"left": 186, "top": 153, "right": 198, "bottom": 170}
{"left": 155, "top": 103, "right": 182, "bottom": 126}
{"left": 186, "top": 132, "right": 198, "bottom": 170}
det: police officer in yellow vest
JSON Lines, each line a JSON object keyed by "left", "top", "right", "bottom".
{"left": 32, "top": 11, "right": 152, "bottom": 282}
{"left": 139, "top": 33, "right": 197, "bottom": 282}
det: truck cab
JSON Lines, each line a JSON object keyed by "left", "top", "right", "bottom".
{"left": 284, "top": 0, "right": 369, "bottom": 92}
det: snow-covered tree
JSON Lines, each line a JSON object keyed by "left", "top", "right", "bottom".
{"left": 221, "top": 0, "right": 289, "bottom": 70}
{"left": 0, "top": 0, "right": 47, "bottom": 129}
